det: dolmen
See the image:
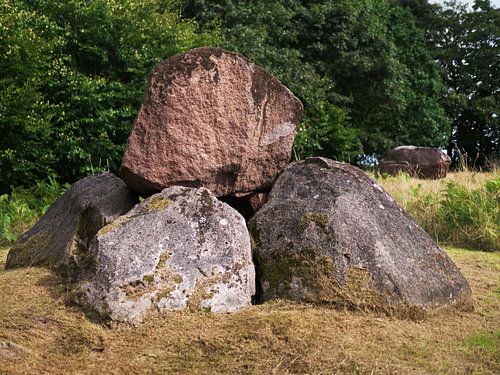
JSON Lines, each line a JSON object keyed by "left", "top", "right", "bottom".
{"left": 379, "top": 145, "right": 451, "bottom": 179}
{"left": 5, "top": 48, "right": 472, "bottom": 324}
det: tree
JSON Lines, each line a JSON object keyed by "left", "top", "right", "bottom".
{"left": 434, "top": 0, "right": 499, "bottom": 168}
{"left": 0, "top": 0, "right": 60, "bottom": 189}
{"left": 297, "top": 0, "right": 450, "bottom": 159}
{"left": 183, "top": 0, "right": 450, "bottom": 162}
{"left": 0, "top": 0, "right": 218, "bottom": 192}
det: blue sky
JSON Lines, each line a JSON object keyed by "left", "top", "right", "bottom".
{"left": 429, "top": 0, "right": 500, "bottom": 9}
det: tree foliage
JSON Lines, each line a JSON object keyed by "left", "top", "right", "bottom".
{"left": 436, "top": 0, "right": 499, "bottom": 168}
{"left": 399, "top": 0, "right": 499, "bottom": 168}
{"left": 0, "top": 0, "right": 218, "bottom": 193}
{"left": 1, "top": 0, "right": 497, "bottom": 191}
{"left": 183, "top": 0, "right": 450, "bottom": 162}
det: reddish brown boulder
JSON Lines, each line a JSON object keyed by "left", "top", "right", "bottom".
{"left": 379, "top": 146, "right": 451, "bottom": 179}
{"left": 120, "top": 47, "right": 303, "bottom": 196}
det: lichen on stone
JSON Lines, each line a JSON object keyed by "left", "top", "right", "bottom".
{"left": 122, "top": 280, "right": 156, "bottom": 301}
{"left": 172, "top": 274, "right": 183, "bottom": 284}
{"left": 299, "top": 212, "right": 330, "bottom": 230}
{"left": 155, "top": 287, "right": 174, "bottom": 301}
{"left": 260, "top": 249, "right": 407, "bottom": 315}
{"left": 7, "top": 231, "right": 52, "bottom": 267}
{"left": 259, "top": 247, "right": 335, "bottom": 300}
{"left": 97, "top": 215, "right": 133, "bottom": 236}
{"left": 151, "top": 251, "right": 184, "bottom": 302}
{"left": 156, "top": 251, "right": 171, "bottom": 270}
{"left": 187, "top": 279, "right": 215, "bottom": 312}
{"left": 199, "top": 189, "right": 214, "bottom": 216}
{"left": 155, "top": 274, "right": 183, "bottom": 302}
{"left": 186, "top": 272, "right": 232, "bottom": 312}
{"left": 145, "top": 196, "right": 173, "bottom": 211}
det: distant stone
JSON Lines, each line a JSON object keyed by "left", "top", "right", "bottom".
{"left": 379, "top": 146, "right": 451, "bottom": 179}
{"left": 249, "top": 157, "right": 472, "bottom": 314}
{"left": 74, "top": 186, "right": 255, "bottom": 324}
{"left": 120, "top": 47, "right": 303, "bottom": 197}
{"left": 5, "top": 173, "right": 138, "bottom": 277}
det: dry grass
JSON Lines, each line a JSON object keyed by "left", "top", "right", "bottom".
{"left": 375, "top": 169, "right": 499, "bottom": 250}
{"left": 0, "top": 246, "right": 498, "bottom": 375}
{"left": 375, "top": 169, "right": 497, "bottom": 211}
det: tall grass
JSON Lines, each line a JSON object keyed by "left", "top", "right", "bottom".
{"left": 377, "top": 169, "right": 499, "bottom": 251}
{"left": 0, "top": 179, "right": 67, "bottom": 245}
{"left": 1, "top": 170, "right": 498, "bottom": 251}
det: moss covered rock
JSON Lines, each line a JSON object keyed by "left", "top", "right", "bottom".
{"left": 249, "top": 157, "right": 472, "bottom": 313}
{"left": 5, "top": 173, "right": 138, "bottom": 277}
{"left": 75, "top": 186, "right": 255, "bottom": 324}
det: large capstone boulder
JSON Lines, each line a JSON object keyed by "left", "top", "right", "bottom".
{"left": 120, "top": 47, "right": 303, "bottom": 197}
{"left": 74, "top": 186, "right": 255, "bottom": 324}
{"left": 249, "top": 157, "right": 471, "bottom": 313}
{"left": 6, "top": 173, "right": 138, "bottom": 277}
{"left": 379, "top": 146, "right": 451, "bottom": 179}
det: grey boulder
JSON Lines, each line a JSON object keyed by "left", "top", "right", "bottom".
{"left": 249, "top": 157, "right": 472, "bottom": 313}
{"left": 74, "top": 186, "right": 255, "bottom": 324}
{"left": 5, "top": 173, "right": 138, "bottom": 277}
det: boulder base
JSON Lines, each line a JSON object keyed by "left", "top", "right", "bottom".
{"left": 120, "top": 47, "right": 303, "bottom": 196}
{"left": 74, "top": 186, "right": 255, "bottom": 324}
{"left": 249, "top": 157, "right": 471, "bottom": 313}
{"left": 5, "top": 173, "right": 138, "bottom": 276}
{"left": 379, "top": 146, "right": 451, "bottom": 179}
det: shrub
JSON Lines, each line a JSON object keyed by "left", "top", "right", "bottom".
{"left": 0, "top": 178, "right": 67, "bottom": 245}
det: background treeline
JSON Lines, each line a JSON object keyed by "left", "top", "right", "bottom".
{"left": 1, "top": 0, "right": 499, "bottom": 194}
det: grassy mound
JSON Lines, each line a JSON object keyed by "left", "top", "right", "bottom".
{"left": 0, "top": 246, "right": 498, "bottom": 374}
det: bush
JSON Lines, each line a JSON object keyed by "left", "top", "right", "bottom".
{"left": 0, "top": 178, "right": 67, "bottom": 245}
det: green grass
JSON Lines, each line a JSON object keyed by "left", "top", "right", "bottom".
{"left": 0, "top": 179, "right": 67, "bottom": 246}
{"left": 464, "top": 331, "right": 500, "bottom": 355}
{"left": 377, "top": 170, "right": 499, "bottom": 251}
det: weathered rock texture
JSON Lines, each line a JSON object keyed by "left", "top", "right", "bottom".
{"left": 120, "top": 47, "right": 303, "bottom": 197}
{"left": 379, "top": 146, "right": 451, "bottom": 179}
{"left": 74, "top": 186, "right": 255, "bottom": 324}
{"left": 249, "top": 157, "right": 471, "bottom": 313}
{"left": 5, "top": 173, "right": 138, "bottom": 276}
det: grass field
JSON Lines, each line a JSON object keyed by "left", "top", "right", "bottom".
{"left": 0, "top": 245, "right": 498, "bottom": 375}
{"left": 376, "top": 169, "right": 499, "bottom": 251}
